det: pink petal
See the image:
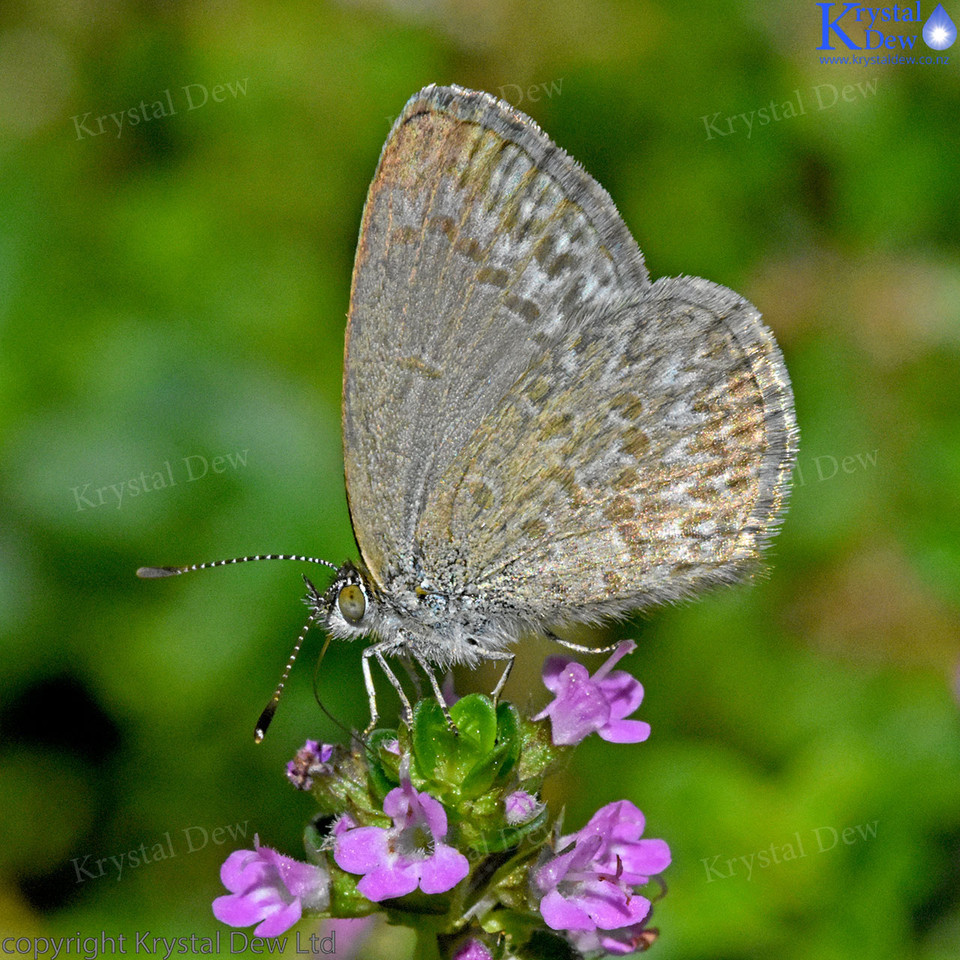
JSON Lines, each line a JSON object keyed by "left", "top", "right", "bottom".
{"left": 213, "top": 893, "right": 264, "bottom": 928}
{"left": 418, "top": 844, "right": 469, "bottom": 894}
{"left": 382, "top": 785, "right": 414, "bottom": 821}
{"left": 599, "top": 718, "right": 651, "bottom": 743}
{"left": 259, "top": 847, "right": 328, "bottom": 901}
{"left": 220, "top": 849, "right": 266, "bottom": 892}
{"left": 598, "top": 673, "right": 644, "bottom": 719}
{"left": 580, "top": 801, "right": 643, "bottom": 842}
{"left": 578, "top": 882, "right": 650, "bottom": 930}
{"left": 357, "top": 861, "right": 420, "bottom": 901}
{"left": 539, "top": 889, "right": 595, "bottom": 931}
{"left": 254, "top": 898, "right": 302, "bottom": 937}
{"left": 619, "top": 838, "right": 672, "bottom": 879}
{"left": 540, "top": 656, "right": 574, "bottom": 693}
{"left": 334, "top": 826, "right": 389, "bottom": 873}
{"left": 416, "top": 791, "right": 451, "bottom": 840}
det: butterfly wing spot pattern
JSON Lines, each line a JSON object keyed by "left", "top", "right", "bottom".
{"left": 140, "top": 84, "right": 797, "bottom": 739}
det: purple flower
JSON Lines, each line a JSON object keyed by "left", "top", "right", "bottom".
{"left": 286, "top": 740, "right": 334, "bottom": 790}
{"left": 333, "top": 778, "right": 469, "bottom": 901}
{"left": 533, "top": 800, "right": 670, "bottom": 933}
{"left": 533, "top": 640, "right": 650, "bottom": 746}
{"left": 534, "top": 834, "right": 648, "bottom": 931}
{"left": 568, "top": 921, "right": 658, "bottom": 956}
{"left": 571, "top": 800, "right": 671, "bottom": 886}
{"left": 441, "top": 672, "right": 460, "bottom": 706}
{"left": 451, "top": 939, "right": 493, "bottom": 960}
{"left": 212, "top": 837, "right": 329, "bottom": 936}
{"left": 505, "top": 790, "right": 542, "bottom": 825}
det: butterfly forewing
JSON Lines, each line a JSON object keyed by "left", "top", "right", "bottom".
{"left": 343, "top": 85, "right": 649, "bottom": 588}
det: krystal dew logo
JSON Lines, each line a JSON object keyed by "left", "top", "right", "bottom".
{"left": 817, "top": 2, "right": 957, "bottom": 51}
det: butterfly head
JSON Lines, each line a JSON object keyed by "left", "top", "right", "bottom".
{"left": 313, "top": 561, "right": 380, "bottom": 640}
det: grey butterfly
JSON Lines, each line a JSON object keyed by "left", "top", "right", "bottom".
{"left": 140, "top": 84, "right": 797, "bottom": 738}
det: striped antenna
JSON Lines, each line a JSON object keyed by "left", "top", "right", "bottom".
{"left": 137, "top": 554, "right": 339, "bottom": 578}
{"left": 254, "top": 610, "right": 321, "bottom": 743}
{"left": 137, "top": 555, "right": 340, "bottom": 742}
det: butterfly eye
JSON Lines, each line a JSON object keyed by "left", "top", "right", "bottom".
{"left": 337, "top": 584, "right": 366, "bottom": 624}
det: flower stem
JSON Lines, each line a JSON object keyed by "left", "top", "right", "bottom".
{"left": 412, "top": 925, "right": 443, "bottom": 960}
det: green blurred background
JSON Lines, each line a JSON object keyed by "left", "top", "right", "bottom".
{"left": 1, "top": 1, "right": 959, "bottom": 958}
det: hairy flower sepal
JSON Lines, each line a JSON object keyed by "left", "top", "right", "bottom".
{"left": 362, "top": 729, "right": 405, "bottom": 801}
{"left": 297, "top": 739, "right": 389, "bottom": 822}
{"left": 412, "top": 695, "right": 521, "bottom": 802}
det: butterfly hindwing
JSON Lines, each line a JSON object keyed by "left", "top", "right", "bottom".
{"left": 416, "top": 276, "right": 797, "bottom": 622}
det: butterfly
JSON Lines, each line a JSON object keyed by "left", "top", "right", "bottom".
{"left": 140, "top": 84, "right": 797, "bottom": 739}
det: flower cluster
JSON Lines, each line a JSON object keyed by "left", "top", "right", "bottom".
{"left": 534, "top": 801, "right": 670, "bottom": 955}
{"left": 213, "top": 642, "right": 669, "bottom": 959}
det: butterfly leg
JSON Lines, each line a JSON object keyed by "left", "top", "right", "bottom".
{"left": 360, "top": 647, "right": 380, "bottom": 734}
{"left": 544, "top": 629, "right": 620, "bottom": 655}
{"left": 411, "top": 651, "right": 455, "bottom": 728}
{"left": 486, "top": 650, "right": 515, "bottom": 704}
{"left": 362, "top": 645, "right": 415, "bottom": 734}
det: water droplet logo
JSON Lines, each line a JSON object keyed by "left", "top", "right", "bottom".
{"left": 923, "top": 3, "right": 957, "bottom": 50}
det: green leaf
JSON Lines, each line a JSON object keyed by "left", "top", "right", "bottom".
{"left": 412, "top": 695, "right": 507, "bottom": 792}
{"left": 328, "top": 864, "right": 377, "bottom": 919}
{"left": 411, "top": 698, "right": 452, "bottom": 782}
{"left": 494, "top": 702, "right": 522, "bottom": 781}
{"left": 470, "top": 805, "right": 550, "bottom": 855}
{"left": 449, "top": 694, "right": 499, "bottom": 753}
{"left": 363, "top": 728, "right": 401, "bottom": 800}
{"left": 461, "top": 741, "right": 511, "bottom": 797}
